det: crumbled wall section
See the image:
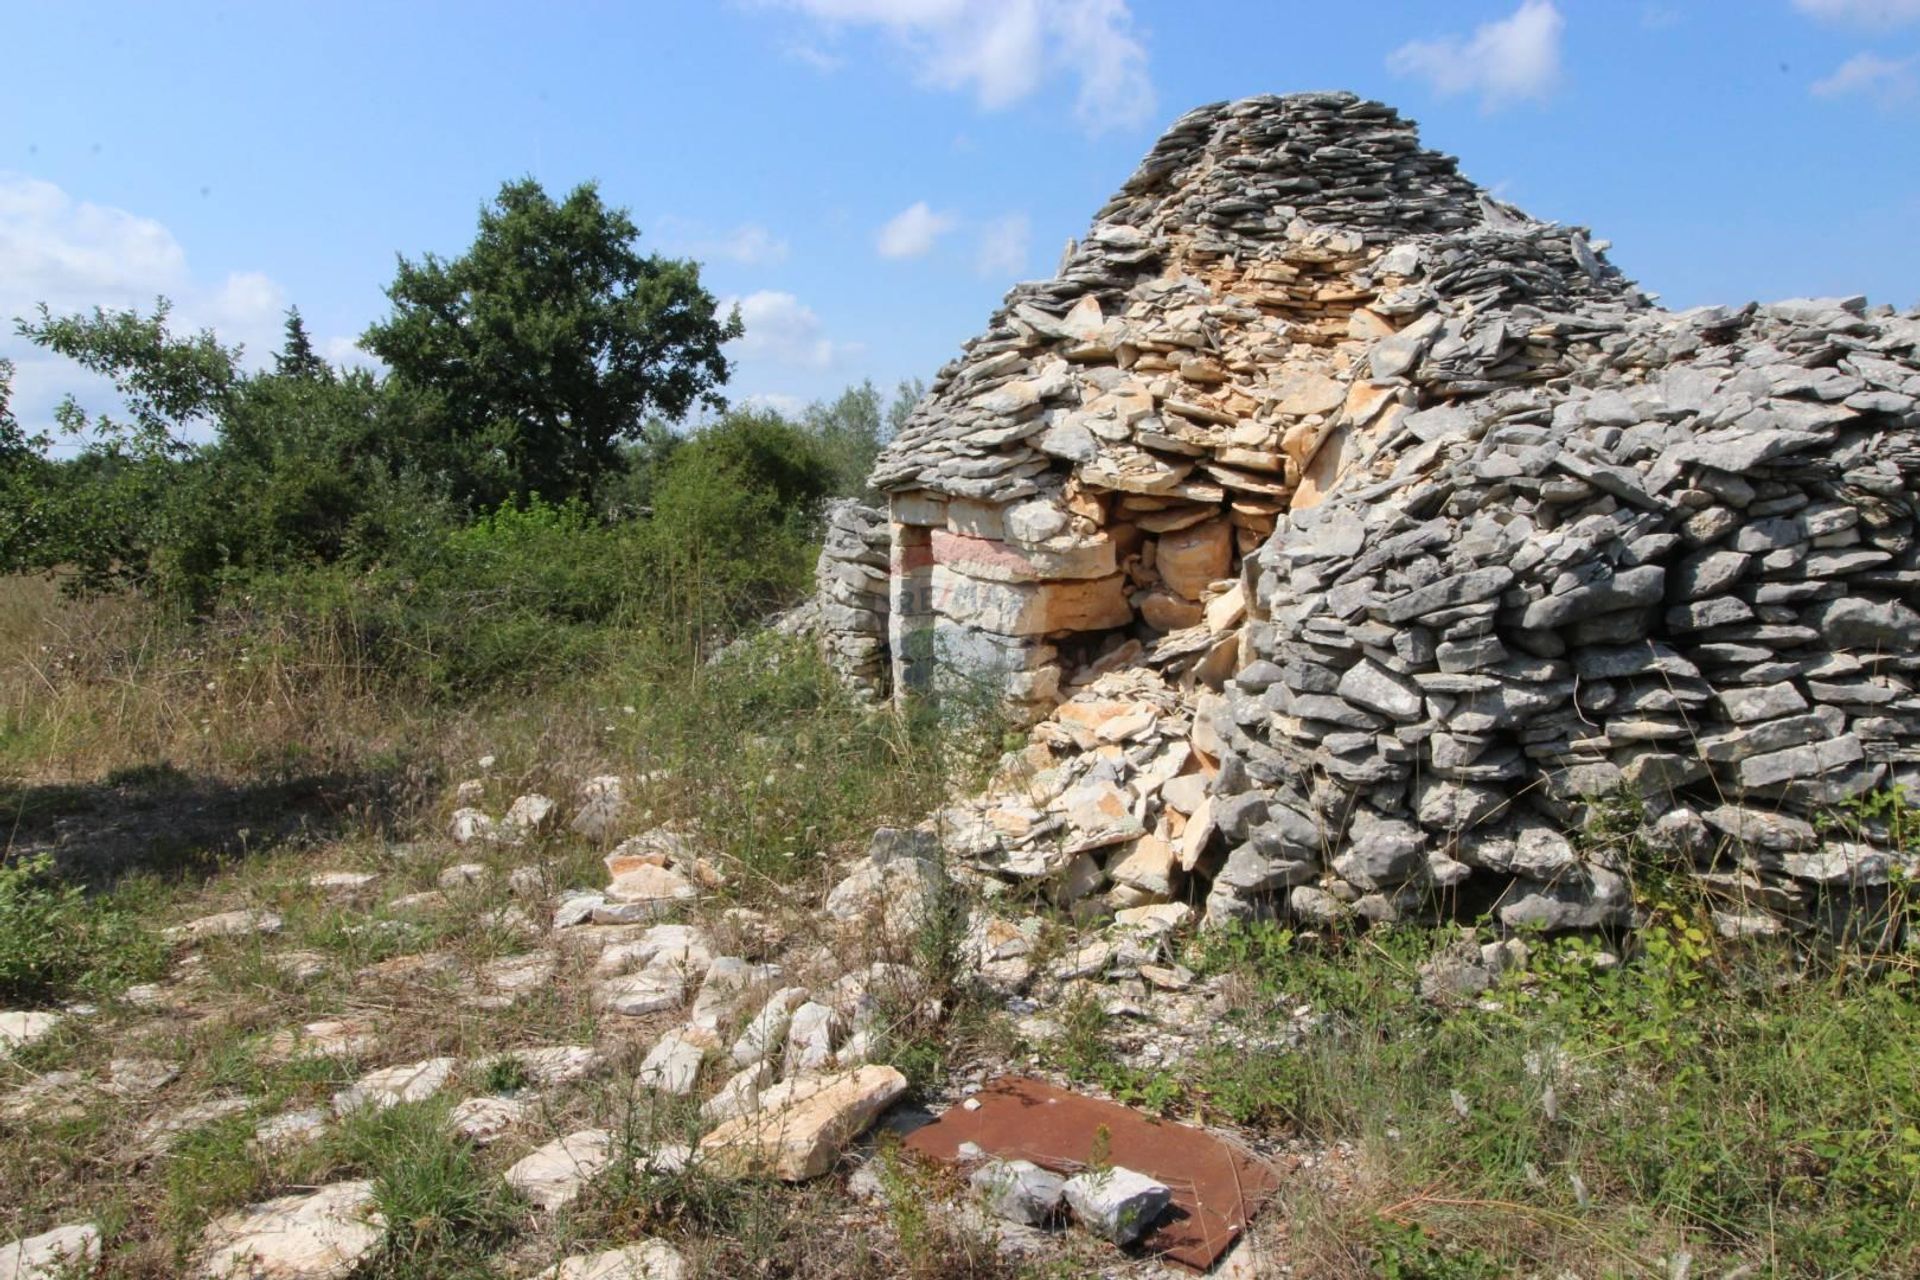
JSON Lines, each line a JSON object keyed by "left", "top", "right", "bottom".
{"left": 828, "top": 90, "right": 1920, "bottom": 934}
{"left": 865, "top": 91, "right": 1645, "bottom": 723}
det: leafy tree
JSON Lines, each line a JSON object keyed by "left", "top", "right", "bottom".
{"left": 649, "top": 409, "right": 835, "bottom": 613}
{"left": 801, "top": 377, "right": 925, "bottom": 499}
{"left": 274, "top": 306, "right": 331, "bottom": 381}
{"left": 16, "top": 298, "right": 238, "bottom": 451}
{"left": 13, "top": 299, "right": 446, "bottom": 600}
{"left": 0, "top": 358, "right": 55, "bottom": 575}
{"left": 361, "top": 178, "right": 742, "bottom": 508}
{"left": 9, "top": 300, "right": 236, "bottom": 591}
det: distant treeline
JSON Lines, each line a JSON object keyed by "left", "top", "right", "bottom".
{"left": 0, "top": 179, "right": 919, "bottom": 694}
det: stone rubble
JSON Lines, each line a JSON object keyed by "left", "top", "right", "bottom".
{"left": 531, "top": 1242, "right": 687, "bottom": 1280}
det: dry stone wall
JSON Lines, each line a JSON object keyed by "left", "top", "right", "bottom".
{"left": 1222, "top": 295, "right": 1920, "bottom": 938}
{"left": 826, "top": 91, "right": 1920, "bottom": 937}
{"left": 814, "top": 499, "right": 891, "bottom": 701}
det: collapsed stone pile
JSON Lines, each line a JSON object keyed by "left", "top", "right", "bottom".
{"left": 826, "top": 90, "right": 1920, "bottom": 938}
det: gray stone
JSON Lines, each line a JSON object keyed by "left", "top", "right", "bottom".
{"left": 1498, "top": 867, "right": 1632, "bottom": 932}
{"left": 1805, "top": 597, "right": 1920, "bottom": 651}
{"left": 1335, "top": 659, "right": 1424, "bottom": 722}
{"left": 1332, "top": 810, "right": 1424, "bottom": 889}
{"left": 1062, "top": 1166, "right": 1172, "bottom": 1246}
{"left": 1735, "top": 735, "right": 1864, "bottom": 789}
{"left": 971, "top": 1158, "right": 1067, "bottom": 1227}
{"left": 1717, "top": 682, "right": 1808, "bottom": 724}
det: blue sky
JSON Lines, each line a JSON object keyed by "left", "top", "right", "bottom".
{"left": 5, "top": 0, "right": 1919, "bottom": 438}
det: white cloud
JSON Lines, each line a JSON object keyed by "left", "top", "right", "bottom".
{"left": 741, "top": 391, "right": 809, "bottom": 416}
{"left": 724, "top": 290, "right": 860, "bottom": 370}
{"left": 653, "top": 216, "right": 791, "bottom": 266}
{"left": 322, "top": 335, "right": 384, "bottom": 373}
{"left": 1793, "top": 0, "right": 1920, "bottom": 26}
{"left": 784, "top": 40, "right": 844, "bottom": 72}
{"left": 1386, "top": 0, "right": 1566, "bottom": 110}
{"left": 974, "top": 212, "right": 1031, "bottom": 278}
{"left": 0, "top": 172, "right": 291, "bottom": 439}
{"left": 1812, "top": 50, "right": 1919, "bottom": 103}
{"left": 876, "top": 201, "right": 957, "bottom": 260}
{"left": 765, "top": 0, "right": 1155, "bottom": 132}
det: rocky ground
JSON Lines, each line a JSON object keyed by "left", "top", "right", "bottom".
{"left": 0, "top": 760, "right": 1333, "bottom": 1279}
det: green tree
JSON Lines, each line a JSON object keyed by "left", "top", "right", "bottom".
{"left": 361, "top": 178, "right": 742, "bottom": 508}
{"left": 649, "top": 409, "right": 835, "bottom": 615}
{"left": 13, "top": 299, "right": 446, "bottom": 600}
{"left": 0, "top": 358, "right": 55, "bottom": 575}
{"left": 801, "top": 377, "right": 925, "bottom": 499}
{"left": 10, "top": 300, "right": 235, "bottom": 591}
{"left": 274, "top": 306, "right": 330, "bottom": 381}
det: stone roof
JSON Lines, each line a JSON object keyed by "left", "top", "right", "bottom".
{"left": 870, "top": 90, "right": 1646, "bottom": 503}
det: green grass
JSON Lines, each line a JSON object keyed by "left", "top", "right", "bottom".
{"left": 1172, "top": 917, "right": 1920, "bottom": 1278}
{"left": 328, "top": 1100, "right": 521, "bottom": 1279}
{"left": 0, "top": 853, "right": 170, "bottom": 1004}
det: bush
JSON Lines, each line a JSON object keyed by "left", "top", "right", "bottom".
{"left": 0, "top": 854, "right": 165, "bottom": 1003}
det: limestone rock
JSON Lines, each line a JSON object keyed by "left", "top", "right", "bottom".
{"left": 332, "top": 1057, "right": 458, "bottom": 1115}
{"left": 505, "top": 1130, "right": 614, "bottom": 1211}
{"left": 0, "top": 1012, "right": 62, "bottom": 1056}
{"left": 531, "top": 1242, "right": 687, "bottom": 1280}
{"left": 698, "top": 1064, "right": 907, "bottom": 1180}
{"left": 971, "top": 1158, "right": 1066, "bottom": 1227}
{"left": 1063, "top": 1166, "right": 1172, "bottom": 1246}
{"left": 191, "top": 1181, "right": 384, "bottom": 1280}
{"left": 0, "top": 1222, "right": 100, "bottom": 1279}
{"left": 450, "top": 1096, "right": 529, "bottom": 1145}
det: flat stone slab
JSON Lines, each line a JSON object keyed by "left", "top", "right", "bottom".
{"left": 505, "top": 1130, "right": 613, "bottom": 1210}
{"left": 638, "top": 1029, "right": 708, "bottom": 1095}
{"left": 0, "top": 1221, "right": 100, "bottom": 1279}
{"left": 169, "top": 909, "right": 283, "bottom": 941}
{"left": 307, "top": 871, "right": 378, "bottom": 895}
{"left": 476, "top": 1044, "right": 603, "bottom": 1088}
{"left": 699, "top": 1064, "right": 906, "bottom": 1181}
{"left": 191, "top": 1180, "right": 385, "bottom": 1279}
{"left": 0, "top": 1012, "right": 62, "bottom": 1055}
{"left": 254, "top": 1107, "right": 330, "bottom": 1152}
{"left": 263, "top": 1018, "right": 379, "bottom": 1063}
{"left": 902, "top": 1075, "right": 1287, "bottom": 1269}
{"left": 332, "top": 1057, "right": 457, "bottom": 1114}
{"left": 531, "top": 1241, "right": 686, "bottom": 1280}
{"left": 138, "top": 1097, "right": 256, "bottom": 1153}
{"left": 449, "top": 1095, "right": 529, "bottom": 1145}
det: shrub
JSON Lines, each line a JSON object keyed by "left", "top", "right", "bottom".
{"left": 0, "top": 853, "right": 166, "bottom": 1003}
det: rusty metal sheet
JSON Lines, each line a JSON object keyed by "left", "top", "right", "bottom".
{"left": 901, "top": 1075, "right": 1287, "bottom": 1270}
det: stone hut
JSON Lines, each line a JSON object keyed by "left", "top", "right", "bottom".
{"left": 820, "top": 92, "right": 1920, "bottom": 937}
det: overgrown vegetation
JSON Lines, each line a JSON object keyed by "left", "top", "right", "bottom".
{"left": 0, "top": 853, "right": 167, "bottom": 1003}
{"left": 1167, "top": 898, "right": 1920, "bottom": 1276}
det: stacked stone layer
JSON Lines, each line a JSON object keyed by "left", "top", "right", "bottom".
{"left": 1221, "top": 295, "right": 1920, "bottom": 936}
{"left": 815, "top": 499, "right": 891, "bottom": 700}
{"left": 826, "top": 90, "right": 1920, "bottom": 936}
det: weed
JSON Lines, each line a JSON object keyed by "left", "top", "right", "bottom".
{"left": 0, "top": 853, "right": 168, "bottom": 1003}
{"left": 329, "top": 1100, "right": 518, "bottom": 1277}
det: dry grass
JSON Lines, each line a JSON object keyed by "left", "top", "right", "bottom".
{"left": 0, "top": 577, "right": 1026, "bottom": 1277}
